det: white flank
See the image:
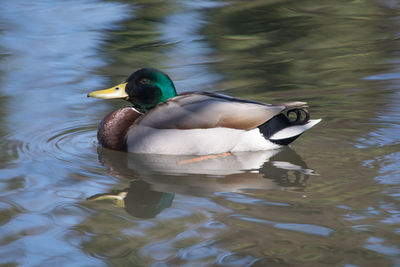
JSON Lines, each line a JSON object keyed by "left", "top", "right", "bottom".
{"left": 126, "top": 119, "right": 321, "bottom": 155}
{"left": 127, "top": 126, "right": 279, "bottom": 155}
{"left": 231, "top": 128, "right": 281, "bottom": 152}
{"left": 269, "top": 119, "right": 322, "bottom": 141}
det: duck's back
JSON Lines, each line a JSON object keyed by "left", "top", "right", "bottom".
{"left": 133, "top": 92, "right": 286, "bottom": 130}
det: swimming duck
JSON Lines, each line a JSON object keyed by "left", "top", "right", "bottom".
{"left": 88, "top": 68, "right": 321, "bottom": 155}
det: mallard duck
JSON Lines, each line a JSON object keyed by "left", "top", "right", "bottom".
{"left": 88, "top": 68, "right": 321, "bottom": 155}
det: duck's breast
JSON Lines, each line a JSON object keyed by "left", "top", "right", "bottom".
{"left": 98, "top": 107, "right": 142, "bottom": 151}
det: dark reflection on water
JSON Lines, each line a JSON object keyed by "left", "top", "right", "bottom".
{"left": 1, "top": 0, "right": 400, "bottom": 266}
{"left": 88, "top": 180, "right": 175, "bottom": 219}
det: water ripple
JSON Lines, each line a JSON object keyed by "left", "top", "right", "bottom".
{"left": 216, "top": 192, "right": 291, "bottom": 207}
{"left": 50, "top": 202, "right": 94, "bottom": 227}
{"left": 217, "top": 252, "right": 255, "bottom": 266}
{"left": 180, "top": 240, "right": 220, "bottom": 260}
{"left": 14, "top": 122, "right": 98, "bottom": 164}
{"left": 230, "top": 214, "right": 334, "bottom": 237}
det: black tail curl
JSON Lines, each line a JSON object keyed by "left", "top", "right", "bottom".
{"left": 258, "top": 108, "right": 310, "bottom": 146}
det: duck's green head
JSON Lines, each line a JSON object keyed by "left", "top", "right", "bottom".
{"left": 88, "top": 68, "right": 177, "bottom": 112}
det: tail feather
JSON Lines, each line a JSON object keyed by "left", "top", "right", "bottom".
{"left": 258, "top": 106, "right": 321, "bottom": 146}
{"left": 269, "top": 119, "right": 321, "bottom": 144}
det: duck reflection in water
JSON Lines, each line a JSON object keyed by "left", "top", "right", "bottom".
{"left": 88, "top": 148, "right": 316, "bottom": 218}
{"left": 88, "top": 180, "right": 175, "bottom": 219}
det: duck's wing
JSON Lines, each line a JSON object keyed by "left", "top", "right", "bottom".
{"left": 134, "top": 92, "right": 305, "bottom": 130}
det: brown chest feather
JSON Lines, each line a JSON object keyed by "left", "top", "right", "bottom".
{"left": 97, "top": 108, "right": 142, "bottom": 151}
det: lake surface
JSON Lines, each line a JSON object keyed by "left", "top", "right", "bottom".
{"left": 0, "top": 0, "right": 400, "bottom": 266}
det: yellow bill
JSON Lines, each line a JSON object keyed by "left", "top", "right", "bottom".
{"left": 87, "top": 82, "right": 128, "bottom": 99}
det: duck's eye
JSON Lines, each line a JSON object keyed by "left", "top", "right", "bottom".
{"left": 139, "top": 78, "right": 150, "bottom": 84}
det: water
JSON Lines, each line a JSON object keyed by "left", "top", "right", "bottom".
{"left": 0, "top": 0, "right": 399, "bottom": 266}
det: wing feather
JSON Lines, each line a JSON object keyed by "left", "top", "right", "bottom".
{"left": 135, "top": 92, "right": 290, "bottom": 130}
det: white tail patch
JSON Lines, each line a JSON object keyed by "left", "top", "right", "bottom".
{"left": 269, "top": 119, "right": 322, "bottom": 141}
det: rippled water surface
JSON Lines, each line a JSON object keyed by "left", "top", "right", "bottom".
{"left": 1, "top": 0, "right": 400, "bottom": 266}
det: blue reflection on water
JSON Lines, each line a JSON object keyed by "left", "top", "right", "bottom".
{"left": 230, "top": 214, "right": 334, "bottom": 237}
{"left": 0, "top": 0, "right": 130, "bottom": 138}
{"left": 215, "top": 191, "right": 291, "bottom": 207}
{"left": 159, "top": 0, "right": 225, "bottom": 92}
{"left": 364, "top": 236, "right": 400, "bottom": 257}
{"left": 0, "top": 0, "right": 130, "bottom": 265}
